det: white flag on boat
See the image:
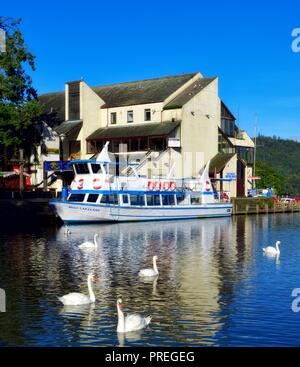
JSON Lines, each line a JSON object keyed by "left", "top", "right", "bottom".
{"left": 96, "top": 141, "right": 114, "bottom": 163}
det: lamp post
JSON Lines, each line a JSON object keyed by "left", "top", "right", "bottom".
{"left": 59, "top": 133, "right": 66, "bottom": 162}
{"left": 59, "top": 133, "right": 66, "bottom": 189}
{"left": 19, "top": 149, "right": 24, "bottom": 192}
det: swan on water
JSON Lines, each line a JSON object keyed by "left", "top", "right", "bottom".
{"left": 64, "top": 225, "right": 71, "bottom": 235}
{"left": 79, "top": 234, "right": 99, "bottom": 250}
{"left": 138, "top": 255, "right": 159, "bottom": 277}
{"left": 263, "top": 240, "right": 281, "bottom": 255}
{"left": 58, "top": 274, "right": 96, "bottom": 305}
{"left": 116, "top": 298, "right": 151, "bottom": 333}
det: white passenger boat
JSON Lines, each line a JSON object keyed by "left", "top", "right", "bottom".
{"left": 49, "top": 143, "right": 232, "bottom": 223}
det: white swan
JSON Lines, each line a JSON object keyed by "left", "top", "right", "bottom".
{"left": 64, "top": 225, "right": 71, "bottom": 235}
{"left": 79, "top": 234, "right": 98, "bottom": 250}
{"left": 138, "top": 255, "right": 158, "bottom": 277}
{"left": 58, "top": 274, "right": 96, "bottom": 305}
{"left": 263, "top": 240, "right": 281, "bottom": 255}
{"left": 117, "top": 298, "right": 151, "bottom": 333}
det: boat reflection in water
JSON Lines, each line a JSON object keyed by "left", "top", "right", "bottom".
{"left": 1, "top": 213, "right": 300, "bottom": 346}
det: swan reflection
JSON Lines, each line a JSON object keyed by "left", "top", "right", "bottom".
{"left": 117, "top": 329, "right": 145, "bottom": 346}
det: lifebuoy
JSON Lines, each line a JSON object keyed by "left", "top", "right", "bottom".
{"left": 77, "top": 178, "right": 84, "bottom": 190}
{"left": 147, "top": 180, "right": 156, "bottom": 190}
{"left": 158, "top": 181, "right": 168, "bottom": 190}
{"left": 205, "top": 180, "right": 211, "bottom": 192}
{"left": 162, "top": 181, "right": 169, "bottom": 190}
{"left": 169, "top": 181, "right": 177, "bottom": 190}
{"left": 93, "top": 178, "right": 102, "bottom": 190}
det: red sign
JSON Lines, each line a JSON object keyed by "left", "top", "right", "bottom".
{"left": 248, "top": 176, "right": 261, "bottom": 180}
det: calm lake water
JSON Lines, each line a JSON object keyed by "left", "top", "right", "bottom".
{"left": 0, "top": 213, "right": 300, "bottom": 346}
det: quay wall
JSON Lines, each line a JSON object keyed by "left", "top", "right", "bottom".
{"left": 232, "top": 197, "right": 300, "bottom": 215}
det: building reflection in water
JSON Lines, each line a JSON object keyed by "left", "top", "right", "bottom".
{"left": 0, "top": 216, "right": 258, "bottom": 346}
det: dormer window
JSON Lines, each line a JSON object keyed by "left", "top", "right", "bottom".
{"left": 110, "top": 112, "right": 117, "bottom": 124}
{"left": 144, "top": 109, "right": 151, "bottom": 121}
{"left": 127, "top": 110, "right": 133, "bottom": 123}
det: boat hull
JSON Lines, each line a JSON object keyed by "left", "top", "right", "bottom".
{"left": 49, "top": 200, "right": 232, "bottom": 223}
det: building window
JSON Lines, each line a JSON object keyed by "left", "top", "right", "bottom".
{"left": 130, "top": 139, "right": 139, "bottom": 151}
{"left": 144, "top": 109, "right": 151, "bottom": 121}
{"left": 127, "top": 110, "right": 134, "bottom": 123}
{"left": 69, "top": 140, "right": 81, "bottom": 160}
{"left": 68, "top": 82, "right": 80, "bottom": 121}
{"left": 87, "top": 141, "right": 104, "bottom": 154}
{"left": 110, "top": 112, "right": 117, "bottom": 124}
{"left": 140, "top": 138, "right": 148, "bottom": 150}
{"left": 221, "top": 118, "right": 235, "bottom": 137}
{"left": 218, "top": 130, "right": 235, "bottom": 154}
{"left": 149, "top": 137, "right": 164, "bottom": 151}
{"left": 87, "top": 141, "right": 97, "bottom": 154}
{"left": 236, "top": 146, "right": 254, "bottom": 164}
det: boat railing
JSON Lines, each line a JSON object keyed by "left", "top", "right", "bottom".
{"left": 120, "top": 150, "right": 152, "bottom": 176}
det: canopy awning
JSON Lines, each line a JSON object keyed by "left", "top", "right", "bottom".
{"left": 209, "top": 153, "right": 236, "bottom": 175}
{"left": 86, "top": 121, "right": 180, "bottom": 141}
{"left": 54, "top": 120, "right": 82, "bottom": 136}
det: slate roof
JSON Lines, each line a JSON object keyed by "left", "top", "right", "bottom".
{"left": 164, "top": 77, "right": 216, "bottom": 109}
{"left": 39, "top": 92, "right": 65, "bottom": 123}
{"left": 38, "top": 72, "right": 203, "bottom": 125}
{"left": 209, "top": 153, "right": 236, "bottom": 175}
{"left": 86, "top": 121, "right": 180, "bottom": 140}
{"left": 93, "top": 73, "right": 199, "bottom": 108}
{"left": 54, "top": 120, "right": 82, "bottom": 135}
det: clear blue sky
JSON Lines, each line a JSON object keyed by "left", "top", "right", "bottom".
{"left": 2, "top": 0, "right": 300, "bottom": 138}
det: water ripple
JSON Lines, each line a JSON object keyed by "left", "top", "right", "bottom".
{"left": 1, "top": 214, "right": 300, "bottom": 346}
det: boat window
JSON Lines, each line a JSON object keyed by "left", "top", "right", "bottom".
{"left": 191, "top": 196, "right": 201, "bottom": 205}
{"left": 130, "top": 195, "right": 145, "bottom": 206}
{"left": 74, "top": 163, "right": 90, "bottom": 174}
{"left": 100, "top": 194, "right": 118, "bottom": 204}
{"left": 121, "top": 194, "right": 129, "bottom": 204}
{"left": 162, "top": 194, "right": 175, "bottom": 206}
{"left": 176, "top": 193, "right": 190, "bottom": 206}
{"left": 68, "top": 194, "right": 85, "bottom": 202}
{"left": 91, "top": 164, "right": 101, "bottom": 174}
{"left": 87, "top": 194, "right": 99, "bottom": 203}
{"left": 146, "top": 194, "right": 161, "bottom": 206}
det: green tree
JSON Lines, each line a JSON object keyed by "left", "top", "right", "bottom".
{"left": 0, "top": 16, "right": 43, "bottom": 167}
{"left": 255, "top": 160, "right": 285, "bottom": 195}
{"left": 255, "top": 135, "right": 300, "bottom": 195}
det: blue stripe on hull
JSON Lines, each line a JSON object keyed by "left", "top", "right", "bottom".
{"left": 63, "top": 213, "right": 231, "bottom": 224}
{"left": 112, "top": 213, "right": 231, "bottom": 219}
{"left": 50, "top": 200, "right": 232, "bottom": 210}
